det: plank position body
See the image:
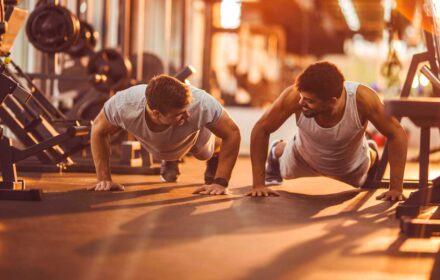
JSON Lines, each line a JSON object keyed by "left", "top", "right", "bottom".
{"left": 249, "top": 61, "right": 407, "bottom": 201}
{"left": 89, "top": 75, "right": 241, "bottom": 194}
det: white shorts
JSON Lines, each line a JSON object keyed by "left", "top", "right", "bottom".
{"left": 190, "top": 127, "right": 216, "bottom": 160}
{"left": 279, "top": 138, "right": 371, "bottom": 188}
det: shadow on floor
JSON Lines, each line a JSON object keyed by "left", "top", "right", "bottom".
{"left": 0, "top": 183, "right": 203, "bottom": 219}
{"left": 75, "top": 188, "right": 367, "bottom": 256}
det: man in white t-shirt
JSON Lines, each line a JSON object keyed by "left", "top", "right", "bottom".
{"left": 88, "top": 75, "right": 241, "bottom": 195}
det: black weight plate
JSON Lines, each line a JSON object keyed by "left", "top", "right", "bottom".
{"left": 26, "top": 4, "right": 80, "bottom": 53}
{"left": 66, "top": 21, "right": 98, "bottom": 58}
{"left": 87, "top": 48, "right": 132, "bottom": 92}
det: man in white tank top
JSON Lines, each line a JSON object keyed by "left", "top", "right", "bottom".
{"left": 249, "top": 61, "right": 408, "bottom": 201}
{"left": 88, "top": 75, "right": 241, "bottom": 195}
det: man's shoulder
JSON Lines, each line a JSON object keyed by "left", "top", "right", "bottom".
{"left": 120, "top": 84, "right": 147, "bottom": 98}
{"left": 354, "top": 83, "right": 378, "bottom": 104}
{"left": 354, "top": 83, "right": 382, "bottom": 119}
{"left": 189, "top": 85, "right": 221, "bottom": 107}
{"left": 189, "top": 85, "right": 210, "bottom": 99}
{"left": 113, "top": 84, "right": 147, "bottom": 104}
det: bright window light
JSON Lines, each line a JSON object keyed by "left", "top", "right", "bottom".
{"left": 419, "top": 73, "right": 430, "bottom": 87}
{"left": 220, "top": 0, "right": 241, "bottom": 29}
{"left": 412, "top": 76, "right": 419, "bottom": 88}
{"left": 432, "top": 0, "right": 440, "bottom": 18}
{"left": 382, "top": 0, "right": 395, "bottom": 22}
{"left": 339, "top": 0, "right": 360, "bottom": 31}
{"left": 80, "top": 2, "right": 87, "bottom": 14}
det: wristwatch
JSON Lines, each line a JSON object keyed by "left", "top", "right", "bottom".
{"left": 213, "top": 177, "right": 228, "bottom": 188}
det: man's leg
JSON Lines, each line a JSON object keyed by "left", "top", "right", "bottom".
{"left": 360, "top": 139, "right": 380, "bottom": 187}
{"left": 203, "top": 137, "right": 221, "bottom": 184}
{"left": 334, "top": 140, "right": 378, "bottom": 188}
{"left": 160, "top": 160, "right": 181, "bottom": 182}
{"left": 265, "top": 140, "right": 285, "bottom": 185}
{"left": 277, "top": 137, "right": 321, "bottom": 183}
{"left": 367, "top": 140, "right": 379, "bottom": 170}
{"left": 190, "top": 128, "right": 218, "bottom": 184}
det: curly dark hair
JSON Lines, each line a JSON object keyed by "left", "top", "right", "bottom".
{"left": 145, "top": 75, "right": 191, "bottom": 114}
{"left": 295, "top": 61, "right": 345, "bottom": 100}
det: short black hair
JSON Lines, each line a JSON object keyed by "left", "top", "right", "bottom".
{"left": 295, "top": 61, "right": 345, "bottom": 100}
{"left": 145, "top": 75, "right": 190, "bottom": 114}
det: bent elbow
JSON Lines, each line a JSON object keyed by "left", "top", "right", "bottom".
{"left": 251, "top": 121, "right": 269, "bottom": 139}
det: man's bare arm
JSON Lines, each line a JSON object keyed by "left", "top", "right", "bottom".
{"left": 357, "top": 85, "right": 407, "bottom": 200}
{"left": 207, "top": 110, "right": 241, "bottom": 181}
{"left": 88, "top": 110, "right": 124, "bottom": 191}
{"left": 250, "top": 86, "right": 301, "bottom": 192}
{"left": 193, "top": 110, "right": 241, "bottom": 195}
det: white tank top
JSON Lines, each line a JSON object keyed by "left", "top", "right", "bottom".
{"left": 293, "top": 81, "right": 369, "bottom": 176}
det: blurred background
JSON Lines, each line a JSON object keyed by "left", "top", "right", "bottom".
{"left": 1, "top": 0, "right": 440, "bottom": 154}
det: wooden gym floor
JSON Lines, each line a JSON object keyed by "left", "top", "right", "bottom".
{"left": 1, "top": 156, "right": 440, "bottom": 280}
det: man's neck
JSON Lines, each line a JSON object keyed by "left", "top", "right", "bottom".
{"left": 145, "top": 106, "right": 170, "bottom": 132}
{"left": 315, "top": 90, "right": 346, "bottom": 127}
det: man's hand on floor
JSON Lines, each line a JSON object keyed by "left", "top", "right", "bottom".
{"left": 87, "top": 180, "right": 125, "bottom": 191}
{"left": 376, "top": 189, "right": 406, "bottom": 201}
{"left": 246, "top": 185, "right": 280, "bottom": 197}
{"left": 193, "top": 184, "right": 227, "bottom": 195}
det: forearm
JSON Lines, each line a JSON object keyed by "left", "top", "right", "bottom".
{"left": 91, "top": 130, "right": 112, "bottom": 181}
{"left": 250, "top": 125, "right": 270, "bottom": 186}
{"left": 215, "top": 134, "right": 240, "bottom": 181}
{"left": 387, "top": 129, "right": 407, "bottom": 191}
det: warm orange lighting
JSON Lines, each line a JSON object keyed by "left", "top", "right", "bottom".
{"left": 396, "top": 0, "right": 434, "bottom": 33}
{"left": 220, "top": 0, "right": 241, "bottom": 29}
{"left": 338, "top": 0, "right": 360, "bottom": 31}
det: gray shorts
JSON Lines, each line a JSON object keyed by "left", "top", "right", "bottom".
{"left": 279, "top": 138, "right": 371, "bottom": 188}
{"left": 189, "top": 127, "right": 216, "bottom": 161}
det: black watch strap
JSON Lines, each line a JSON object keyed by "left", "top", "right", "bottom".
{"left": 213, "top": 177, "right": 229, "bottom": 188}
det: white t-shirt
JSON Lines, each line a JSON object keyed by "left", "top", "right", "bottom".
{"left": 103, "top": 84, "right": 223, "bottom": 160}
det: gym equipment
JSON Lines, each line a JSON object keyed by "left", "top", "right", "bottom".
{"left": 30, "top": 47, "right": 133, "bottom": 95}
{"left": 0, "top": 69, "right": 89, "bottom": 163}
{"left": 24, "top": 4, "right": 130, "bottom": 94}
{"left": 62, "top": 51, "right": 165, "bottom": 117}
{"left": 368, "top": 0, "right": 440, "bottom": 237}
{"left": 6, "top": 58, "right": 67, "bottom": 123}
{"left": 66, "top": 20, "right": 98, "bottom": 58}
{"left": 26, "top": 3, "right": 80, "bottom": 53}
{"left": 364, "top": 0, "right": 440, "bottom": 238}
{"left": 57, "top": 62, "right": 90, "bottom": 93}
{"left": 1, "top": 1, "right": 196, "bottom": 185}
{"left": 385, "top": 96, "right": 440, "bottom": 237}
{"left": 87, "top": 48, "right": 133, "bottom": 93}
{"left": 0, "top": 70, "right": 90, "bottom": 201}
{"left": 175, "top": 65, "right": 196, "bottom": 82}
{"left": 0, "top": 125, "right": 90, "bottom": 201}
{"left": 129, "top": 52, "right": 164, "bottom": 83}
{"left": 365, "top": 30, "right": 440, "bottom": 190}
{"left": 120, "top": 141, "right": 152, "bottom": 167}
{"left": 0, "top": 1, "right": 27, "bottom": 56}
{"left": 67, "top": 89, "right": 108, "bottom": 120}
